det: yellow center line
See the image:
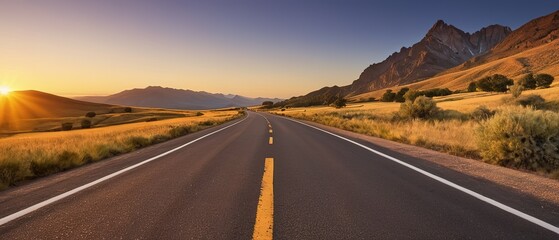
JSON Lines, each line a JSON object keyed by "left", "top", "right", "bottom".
{"left": 269, "top": 137, "right": 273, "bottom": 145}
{"left": 253, "top": 158, "right": 274, "bottom": 240}
{"left": 269, "top": 129, "right": 273, "bottom": 134}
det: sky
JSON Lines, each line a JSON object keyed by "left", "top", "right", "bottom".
{"left": 1, "top": 0, "right": 558, "bottom": 98}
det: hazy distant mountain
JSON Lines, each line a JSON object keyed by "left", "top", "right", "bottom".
{"left": 75, "top": 86, "right": 283, "bottom": 110}
{"left": 278, "top": 20, "right": 511, "bottom": 107}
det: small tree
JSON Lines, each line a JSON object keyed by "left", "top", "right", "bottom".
{"left": 333, "top": 97, "right": 347, "bottom": 108}
{"left": 85, "top": 112, "right": 96, "bottom": 118}
{"left": 81, "top": 119, "right": 92, "bottom": 129}
{"left": 467, "top": 82, "right": 477, "bottom": 92}
{"left": 476, "top": 78, "right": 493, "bottom": 92}
{"left": 394, "top": 88, "right": 409, "bottom": 102}
{"left": 476, "top": 74, "right": 513, "bottom": 92}
{"left": 124, "top": 107, "right": 132, "bottom": 113}
{"left": 399, "top": 96, "right": 438, "bottom": 119}
{"left": 470, "top": 105, "right": 495, "bottom": 122}
{"left": 403, "top": 89, "right": 420, "bottom": 102}
{"left": 518, "top": 74, "right": 536, "bottom": 89}
{"left": 381, "top": 90, "right": 396, "bottom": 102}
{"left": 61, "top": 122, "right": 73, "bottom": 131}
{"left": 535, "top": 73, "right": 554, "bottom": 88}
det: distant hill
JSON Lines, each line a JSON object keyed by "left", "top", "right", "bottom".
{"left": 0, "top": 90, "right": 115, "bottom": 131}
{"left": 75, "top": 86, "right": 283, "bottom": 110}
{"left": 0, "top": 90, "right": 113, "bottom": 120}
{"left": 277, "top": 20, "right": 511, "bottom": 107}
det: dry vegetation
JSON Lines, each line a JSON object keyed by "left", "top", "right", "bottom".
{"left": 0, "top": 109, "right": 243, "bottom": 189}
{"left": 271, "top": 85, "right": 559, "bottom": 179}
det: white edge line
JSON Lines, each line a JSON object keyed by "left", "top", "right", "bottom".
{"left": 0, "top": 115, "right": 248, "bottom": 226}
{"left": 283, "top": 116, "right": 559, "bottom": 235}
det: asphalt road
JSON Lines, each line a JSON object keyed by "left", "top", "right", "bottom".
{"left": 0, "top": 111, "right": 558, "bottom": 239}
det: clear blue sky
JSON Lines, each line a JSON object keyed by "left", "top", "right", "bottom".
{"left": 1, "top": 0, "right": 558, "bottom": 98}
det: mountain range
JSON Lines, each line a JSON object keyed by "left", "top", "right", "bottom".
{"left": 280, "top": 10, "right": 559, "bottom": 107}
{"left": 75, "top": 86, "right": 283, "bottom": 110}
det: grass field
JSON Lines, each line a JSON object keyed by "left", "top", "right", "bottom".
{"left": 8, "top": 107, "right": 200, "bottom": 133}
{"left": 0, "top": 109, "right": 243, "bottom": 189}
{"left": 0, "top": 90, "right": 210, "bottom": 133}
{"left": 270, "top": 86, "right": 559, "bottom": 179}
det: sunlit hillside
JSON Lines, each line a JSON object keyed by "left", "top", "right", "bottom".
{"left": 351, "top": 39, "right": 559, "bottom": 101}
{"left": 0, "top": 90, "right": 202, "bottom": 133}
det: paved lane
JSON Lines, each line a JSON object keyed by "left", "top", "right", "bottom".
{"left": 0, "top": 111, "right": 558, "bottom": 239}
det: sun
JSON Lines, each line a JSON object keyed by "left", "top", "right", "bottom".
{"left": 0, "top": 86, "right": 11, "bottom": 95}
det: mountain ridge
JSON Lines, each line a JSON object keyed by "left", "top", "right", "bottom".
{"left": 276, "top": 19, "right": 511, "bottom": 107}
{"left": 75, "top": 86, "right": 283, "bottom": 110}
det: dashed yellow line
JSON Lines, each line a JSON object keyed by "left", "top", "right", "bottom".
{"left": 269, "top": 129, "right": 273, "bottom": 134}
{"left": 253, "top": 158, "right": 274, "bottom": 240}
{"left": 269, "top": 137, "right": 273, "bottom": 145}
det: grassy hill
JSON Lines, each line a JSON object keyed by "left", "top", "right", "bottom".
{"left": 0, "top": 90, "right": 201, "bottom": 133}
{"left": 351, "top": 38, "right": 559, "bottom": 101}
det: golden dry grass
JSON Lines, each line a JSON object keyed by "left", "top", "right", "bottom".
{"left": 2, "top": 107, "right": 198, "bottom": 133}
{"left": 270, "top": 85, "right": 559, "bottom": 164}
{"left": 0, "top": 110, "right": 243, "bottom": 189}
{"left": 274, "top": 110, "right": 478, "bottom": 158}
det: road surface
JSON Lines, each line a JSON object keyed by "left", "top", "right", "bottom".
{"left": 0, "top": 111, "right": 558, "bottom": 239}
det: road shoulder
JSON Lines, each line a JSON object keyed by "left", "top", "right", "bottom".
{"left": 293, "top": 118, "right": 559, "bottom": 206}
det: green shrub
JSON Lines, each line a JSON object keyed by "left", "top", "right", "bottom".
{"left": 467, "top": 82, "right": 477, "bottom": 92}
{"left": 196, "top": 112, "right": 204, "bottom": 116}
{"left": 395, "top": 88, "right": 409, "bottom": 102}
{"left": 85, "top": 112, "right": 96, "bottom": 118}
{"left": 81, "top": 119, "right": 92, "bottom": 129}
{"left": 381, "top": 90, "right": 396, "bottom": 102}
{"left": 124, "top": 107, "right": 133, "bottom": 113}
{"left": 470, "top": 105, "right": 495, "bottom": 122}
{"left": 61, "top": 122, "right": 73, "bottom": 131}
{"left": 333, "top": 97, "right": 347, "bottom": 108}
{"left": 518, "top": 74, "right": 537, "bottom": 89}
{"left": 516, "top": 94, "right": 546, "bottom": 109}
{"left": 403, "top": 89, "right": 420, "bottom": 102}
{"left": 535, "top": 73, "right": 554, "bottom": 88}
{"left": 399, "top": 96, "right": 439, "bottom": 119}
{"left": 477, "top": 107, "right": 559, "bottom": 172}
{"left": 476, "top": 74, "right": 513, "bottom": 92}
{"left": 420, "top": 88, "right": 452, "bottom": 97}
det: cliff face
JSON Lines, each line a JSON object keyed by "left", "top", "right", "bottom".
{"left": 459, "top": 10, "right": 559, "bottom": 69}
{"left": 349, "top": 21, "right": 511, "bottom": 95}
{"left": 279, "top": 20, "right": 511, "bottom": 107}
